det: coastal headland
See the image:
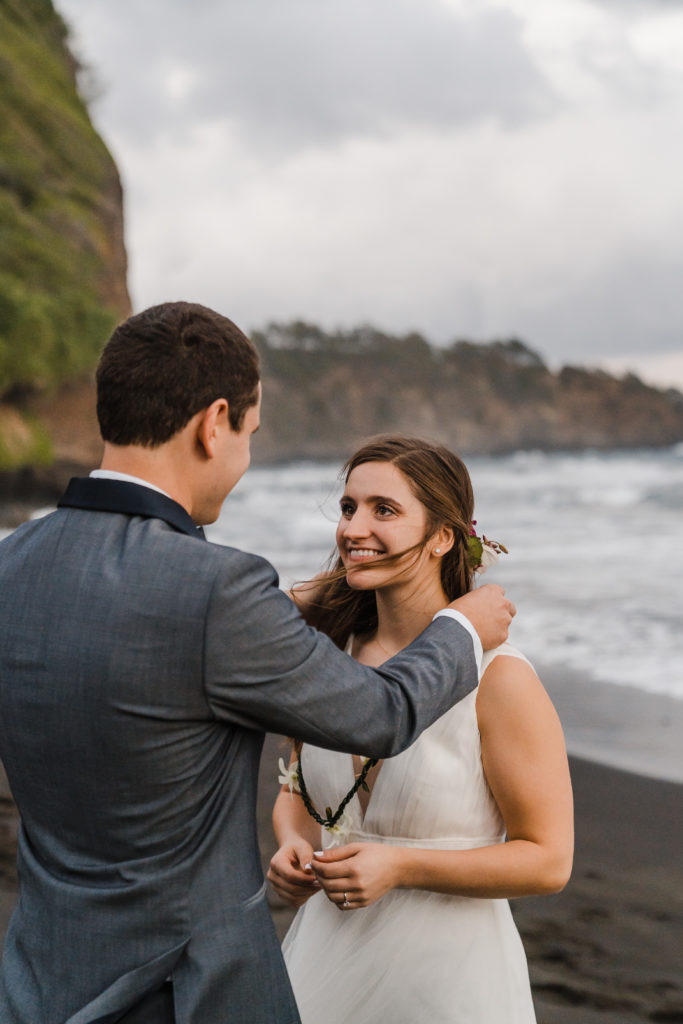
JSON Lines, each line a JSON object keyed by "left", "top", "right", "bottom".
{"left": 2, "top": 328, "right": 683, "bottom": 522}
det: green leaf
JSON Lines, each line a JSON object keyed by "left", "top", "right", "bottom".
{"left": 467, "top": 535, "right": 483, "bottom": 567}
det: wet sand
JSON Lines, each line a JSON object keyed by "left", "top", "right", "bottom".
{"left": 2, "top": 738, "right": 682, "bottom": 1023}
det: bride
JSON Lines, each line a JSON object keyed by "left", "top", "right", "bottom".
{"left": 268, "top": 435, "right": 573, "bottom": 1023}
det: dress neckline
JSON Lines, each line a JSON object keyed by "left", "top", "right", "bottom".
{"left": 344, "top": 633, "right": 385, "bottom": 825}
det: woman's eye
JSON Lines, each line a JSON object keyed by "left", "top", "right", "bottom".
{"left": 376, "top": 504, "right": 396, "bottom": 517}
{"left": 340, "top": 502, "right": 355, "bottom": 517}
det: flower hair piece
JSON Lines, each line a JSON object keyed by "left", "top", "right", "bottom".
{"left": 466, "top": 520, "right": 508, "bottom": 574}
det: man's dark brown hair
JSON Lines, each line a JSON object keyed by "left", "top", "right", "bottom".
{"left": 96, "top": 302, "right": 260, "bottom": 446}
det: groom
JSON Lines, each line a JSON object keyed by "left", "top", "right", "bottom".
{"left": 0, "top": 302, "right": 514, "bottom": 1024}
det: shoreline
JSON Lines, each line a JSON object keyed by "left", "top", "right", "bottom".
{"left": 536, "top": 661, "right": 683, "bottom": 785}
{"left": 2, "top": 505, "right": 682, "bottom": 787}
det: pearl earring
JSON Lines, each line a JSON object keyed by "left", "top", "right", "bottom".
{"left": 435, "top": 547, "right": 441, "bottom": 554}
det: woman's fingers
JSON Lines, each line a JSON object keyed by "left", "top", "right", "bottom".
{"left": 268, "top": 863, "right": 318, "bottom": 892}
{"left": 316, "top": 880, "right": 354, "bottom": 908}
{"left": 310, "top": 847, "right": 359, "bottom": 880}
{"left": 267, "top": 843, "right": 320, "bottom": 906}
{"left": 311, "top": 862, "right": 352, "bottom": 881}
{"left": 269, "top": 865, "right": 317, "bottom": 888}
{"left": 313, "top": 870, "right": 359, "bottom": 905}
{"left": 313, "top": 843, "right": 400, "bottom": 909}
{"left": 269, "top": 843, "right": 315, "bottom": 880}
{"left": 268, "top": 871, "right": 315, "bottom": 896}
{"left": 327, "top": 886, "right": 360, "bottom": 911}
{"left": 267, "top": 871, "right": 319, "bottom": 906}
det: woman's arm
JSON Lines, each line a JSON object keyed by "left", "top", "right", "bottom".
{"left": 312, "top": 656, "right": 573, "bottom": 908}
{"left": 268, "top": 763, "right": 323, "bottom": 908}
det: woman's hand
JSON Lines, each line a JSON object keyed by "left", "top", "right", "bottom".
{"left": 267, "top": 838, "right": 319, "bottom": 908}
{"left": 311, "top": 843, "right": 402, "bottom": 910}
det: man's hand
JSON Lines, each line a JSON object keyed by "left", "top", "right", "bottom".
{"left": 450, "top": 584, "right": 516, "bottom": 650}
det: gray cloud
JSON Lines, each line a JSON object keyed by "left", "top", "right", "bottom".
{"left": 510, "top": 251, "right": 683, "bottom": 361}
{"left": 590, "top": 0, "right": 683, "bottom": 10}
{"left": 66, "top": 0, "right": 556, "bottom": 153}
{"left": 193, "top": 0, "right": 556, "bottom": 147}
{"left": 57, "top": 0, "right": 683, "bottom": 377}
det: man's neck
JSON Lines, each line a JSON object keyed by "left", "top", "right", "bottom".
{"left": 100, "top": 443, "right": 194, "bottom": 516}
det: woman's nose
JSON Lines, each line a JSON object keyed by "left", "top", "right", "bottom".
{"left": 341, "top": 509, "right": 371, "bottom": 538}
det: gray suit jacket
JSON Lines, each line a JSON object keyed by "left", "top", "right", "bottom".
{"left": 0, "top": 478, "right": 478, "bottom": 1023}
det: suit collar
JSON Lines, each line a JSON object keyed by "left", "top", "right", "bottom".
{"left": 58, "top": 477, "right": 206, "bottom": 540}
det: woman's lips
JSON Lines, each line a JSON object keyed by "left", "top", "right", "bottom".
{"left": 346, "top": 548, "right": 385, "bottom": 562}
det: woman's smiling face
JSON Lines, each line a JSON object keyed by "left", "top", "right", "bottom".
{"left": 336, "top": 461, "right": 435, "bottom": 591}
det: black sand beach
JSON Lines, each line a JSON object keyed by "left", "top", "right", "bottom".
{"left": 2, "top": 733, "right": 682, "bottom": 1023}
{"left": 259, "top": 740, "right": 683, "bottom": 1024}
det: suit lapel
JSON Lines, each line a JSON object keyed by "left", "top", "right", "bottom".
{"left": 58, "top": 477, "right": 206, "bottom": 540}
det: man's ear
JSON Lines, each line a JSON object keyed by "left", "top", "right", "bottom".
{"left": 196, "top": 398, "right": 229, "bottom": 459}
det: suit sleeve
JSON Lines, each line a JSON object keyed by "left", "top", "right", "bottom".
{"left": 203, "top": 549, "right": 479, "bottom": 757}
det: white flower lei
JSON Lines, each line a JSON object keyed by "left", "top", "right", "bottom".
{"left": 277, "top": 757, "right": 300, "bottom": 796}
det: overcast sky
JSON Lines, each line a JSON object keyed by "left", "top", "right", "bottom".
{"left": 57, "top": 0, "right": 683, "bottom": 385}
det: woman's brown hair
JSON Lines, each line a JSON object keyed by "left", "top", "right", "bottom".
{"left": 299, "top": 435, "right": 476, "bottom": 649}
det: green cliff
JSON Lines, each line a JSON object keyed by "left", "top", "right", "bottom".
{"left": 0, "top": 0, "right": 130, "bottom": 469}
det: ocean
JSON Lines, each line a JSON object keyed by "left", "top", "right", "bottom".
{"left": 209, "top": 445, "right": 683, "bottom": 704}
{"left": 3, "top": 445, "right": 681, "bottom": 780}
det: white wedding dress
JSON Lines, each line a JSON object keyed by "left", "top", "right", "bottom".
{"left": 282, "top": 642, "right": 537, "bottom": 1023}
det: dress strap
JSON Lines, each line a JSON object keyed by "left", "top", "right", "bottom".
{"left": 481, "top": 641, "right": 533, "bottom": 676}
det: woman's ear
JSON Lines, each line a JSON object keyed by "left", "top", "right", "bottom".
{"left": 432, "top": 525, "right": 455, "bottom": 557}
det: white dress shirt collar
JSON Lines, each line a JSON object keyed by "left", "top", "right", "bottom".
{"left": 89, "top": 469, "right": 172, "bottom": 501}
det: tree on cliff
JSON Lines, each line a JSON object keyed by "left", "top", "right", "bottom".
{"left": 0, "top": 0, "right": 130, "bottom": 403}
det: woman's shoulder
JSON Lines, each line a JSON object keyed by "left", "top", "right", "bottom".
{"left": 477, "top": 642, "right": 553, "bottom": 726}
